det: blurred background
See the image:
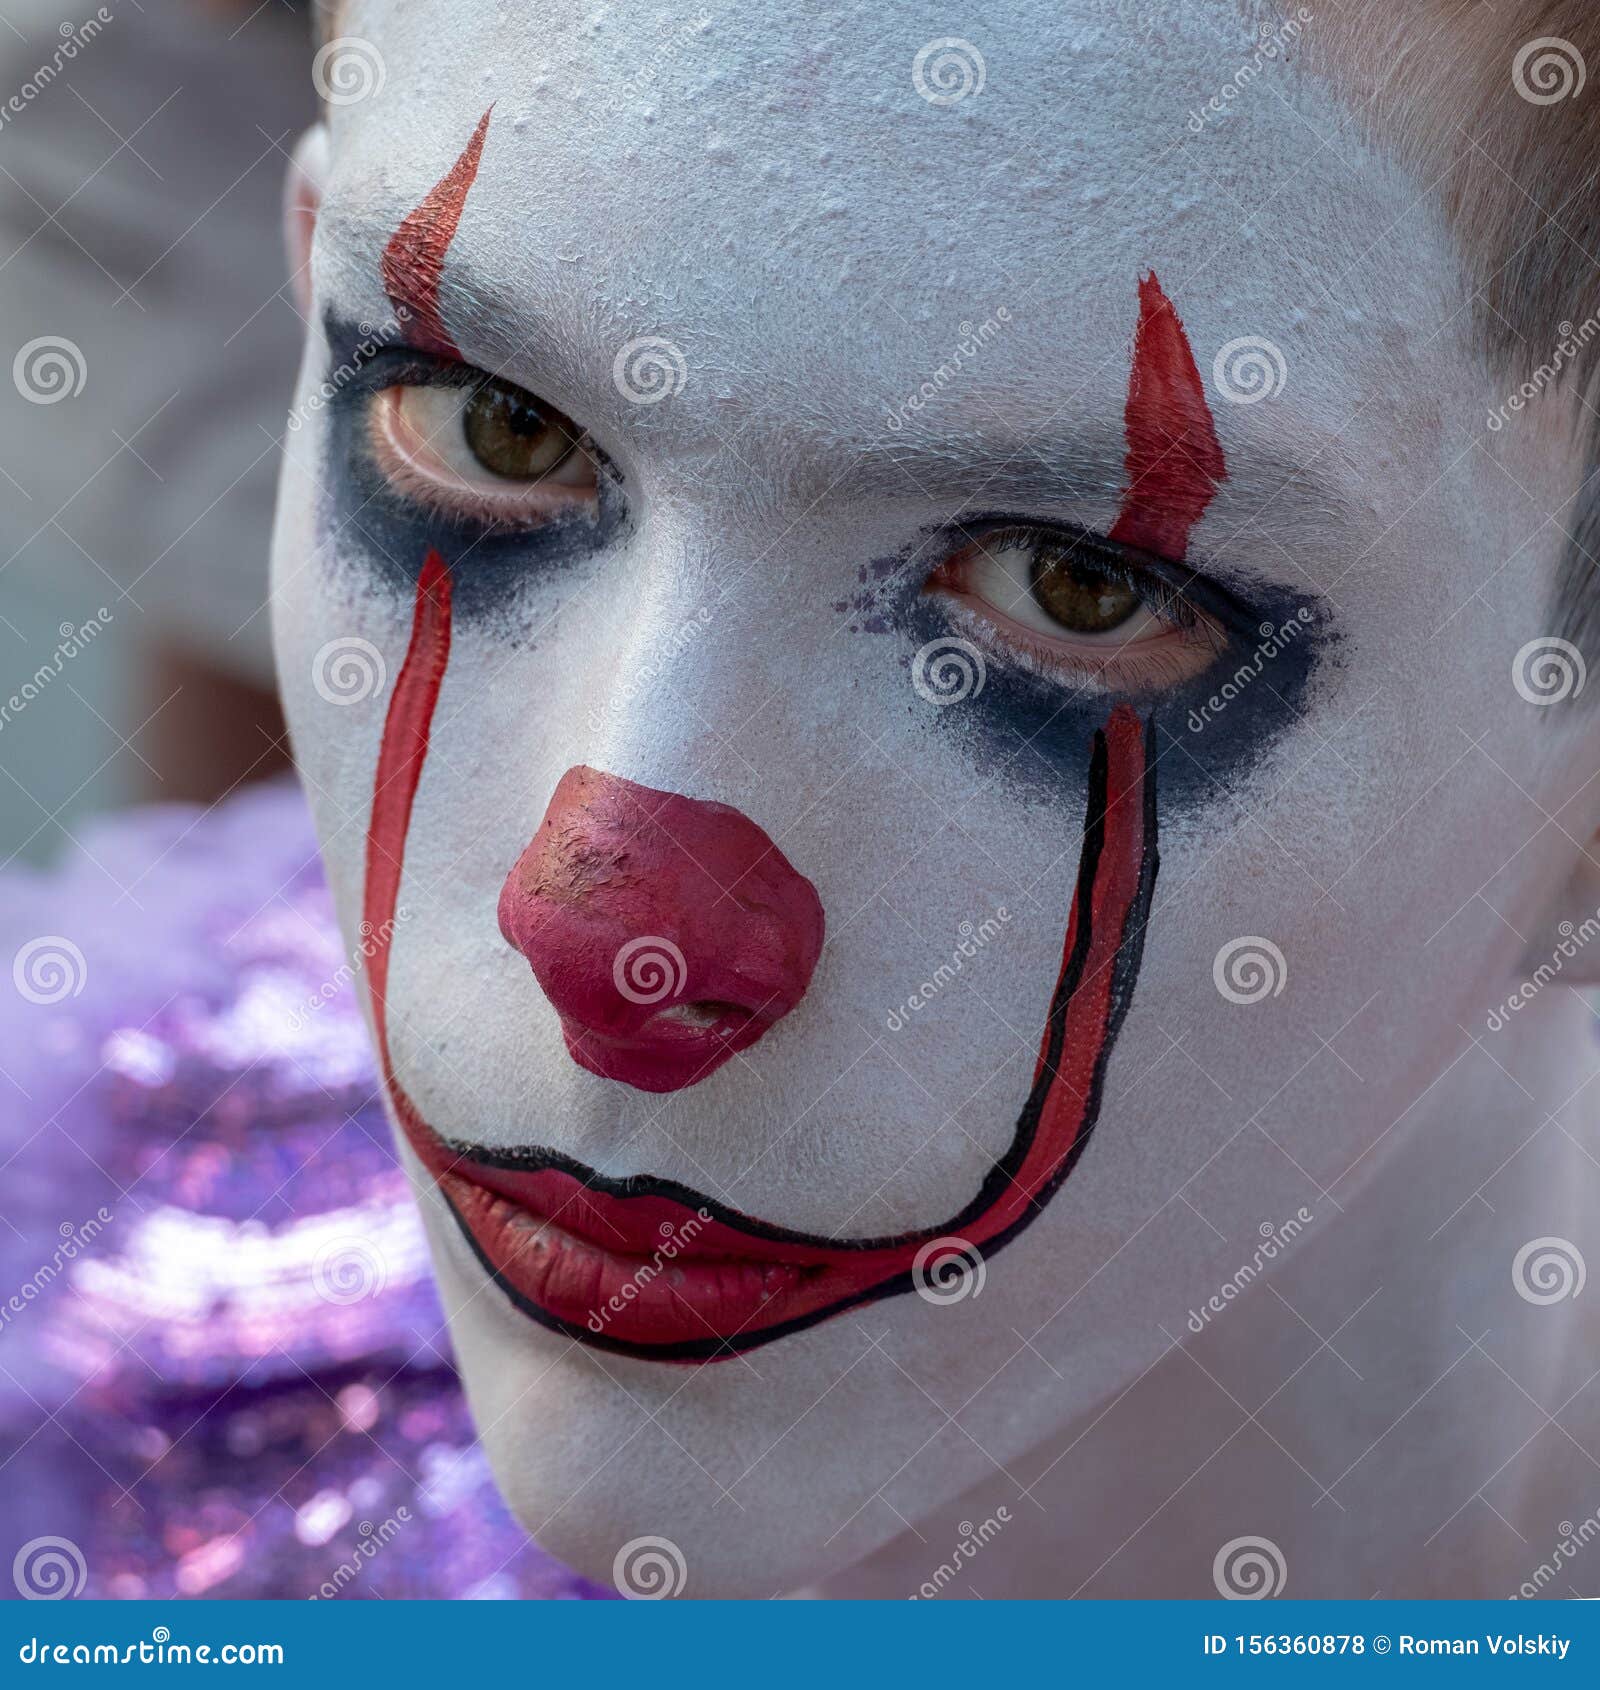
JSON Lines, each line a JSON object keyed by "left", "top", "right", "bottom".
{"left": 0, "top": 0, "right": 307, "bottom": 863}
{"left": 0, "top": 0, "right": 605, "bottom": 1602}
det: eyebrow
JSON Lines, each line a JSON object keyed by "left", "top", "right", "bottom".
{"left": 833, "top": 428, "right": 1365, "bottom": 553}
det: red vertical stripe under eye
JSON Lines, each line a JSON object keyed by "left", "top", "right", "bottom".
{"left": 1003, "top": 701, "right": 1151, "bottom": 1226}
{"left": 381, "top": 107, "right": 493, "bottom": 358}
{"left": 1107, "top": 272, "right": 1227, "bottom": 561}
{"left": 363, "top": 552, "right": 453, "bottom": 1063}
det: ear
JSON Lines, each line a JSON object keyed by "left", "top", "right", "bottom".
{"left": 1516, "top": 837, "right": 1600, "bottom": 987}
{"left": 283, "top": 124, "right": 332, "bottom": 318}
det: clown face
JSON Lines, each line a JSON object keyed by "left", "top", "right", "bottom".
{"left": 273, "top": 0, "right": 1599, "bottom": 1594}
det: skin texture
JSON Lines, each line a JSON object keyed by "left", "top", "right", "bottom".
{"left": 273, "top": 1, "right": 1600, "bottom": 1595}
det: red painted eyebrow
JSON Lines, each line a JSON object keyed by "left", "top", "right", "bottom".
{"left": 381, "top": 106, "right": 493, "bottom": 359}
{"left": 1107, "top": 271, "right": 1227, "bottom": 562}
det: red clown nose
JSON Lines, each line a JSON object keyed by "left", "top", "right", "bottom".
{"left": 498, "top": 767, "right": 826, "bottom": 1094}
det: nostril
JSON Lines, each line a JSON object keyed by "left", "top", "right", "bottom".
{"left": 649, "top": 999, "right": 756, "bottom": 1033}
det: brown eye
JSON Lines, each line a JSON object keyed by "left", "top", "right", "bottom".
{"left": 1030, "top": 547, "right": 1142, "bottom": 634}
{"left": 462, "top": 379, "right": 585, "bottom": 481}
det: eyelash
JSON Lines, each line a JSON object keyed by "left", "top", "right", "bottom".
{"left": 988, "top": 524, "right": 1197, "bottom": 624}
{"left": 925, "top": 523, "right": 1228, "bottom": 695}
{"left": 352, "top": 354, "right": 602, "bottom": 536}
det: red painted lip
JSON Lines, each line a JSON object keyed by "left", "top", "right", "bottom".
{"left": 434, "top": 1145, "right": 1026, "bottom": 1357}
{"left": 440, "top": 1164, "right": 847, "bottom": 1353}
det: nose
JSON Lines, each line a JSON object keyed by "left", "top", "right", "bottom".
{"left": 498, "top": 767, "right": 825, "bottom": 1093}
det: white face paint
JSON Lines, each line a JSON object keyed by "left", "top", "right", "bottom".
{"left": 273, "top": 0, "right": 1598, "bottom": 1595}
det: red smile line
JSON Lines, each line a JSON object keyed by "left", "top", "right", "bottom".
{"left": 359, "top": 554, "right": 1159, "bottom": 1361}
{"left": 360, "top": 141, "right": 1180, "bottom": 1356}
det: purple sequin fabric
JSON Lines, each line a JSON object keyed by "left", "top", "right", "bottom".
{"left": 0, "top": 780, "right": 610, "bottom": 1600}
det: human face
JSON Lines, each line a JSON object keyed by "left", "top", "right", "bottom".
{"left": 272, "top": 0, "right": 1595, "bottom": 1593}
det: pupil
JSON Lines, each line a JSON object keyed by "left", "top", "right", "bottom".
{"left": 463, "top": 380, "right": 577, "bottom": 480}
{"left": 496, "top": 392, "right": 544, "bottom": 437}
{"left": 1030, "top": 552, "right": 1141, "bottom": 634}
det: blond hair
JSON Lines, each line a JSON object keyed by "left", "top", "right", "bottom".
{"left": 1306, "top": 2, "right": 1600, "bottom": 645}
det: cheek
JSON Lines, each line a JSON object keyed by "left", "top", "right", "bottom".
{"left": 1119, "top": 699, "right": 1537, "bottom": 1219}
{"left": 270, "top": 528, "right": 414, "bottom": 925}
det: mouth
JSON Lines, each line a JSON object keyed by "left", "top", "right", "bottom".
{"left": 361, "top": 554, "right": 1159, "bottom": 1362}
{"left": 435, "top": 1152, "right": 891, "bottom": 1360}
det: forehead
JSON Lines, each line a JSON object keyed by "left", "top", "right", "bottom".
{"left": 320, "top": 1, "right": 1466, "bottom": 455}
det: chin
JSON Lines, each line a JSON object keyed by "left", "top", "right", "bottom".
{"left": 484, "top": 1425, "right": 824, "bottom": 1600}
{"left": 425, "top": 1237, "right": 880, "bottom": 1595}
{"left": 411, "top": 1160, "right": 983, "bottom": 1597}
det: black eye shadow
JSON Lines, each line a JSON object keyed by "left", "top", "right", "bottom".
{"left": 312, "top": 315, "right": 631, "bottom": 617}
{"left": 885, "top": 515, "right": 1333, "bottom": 809}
